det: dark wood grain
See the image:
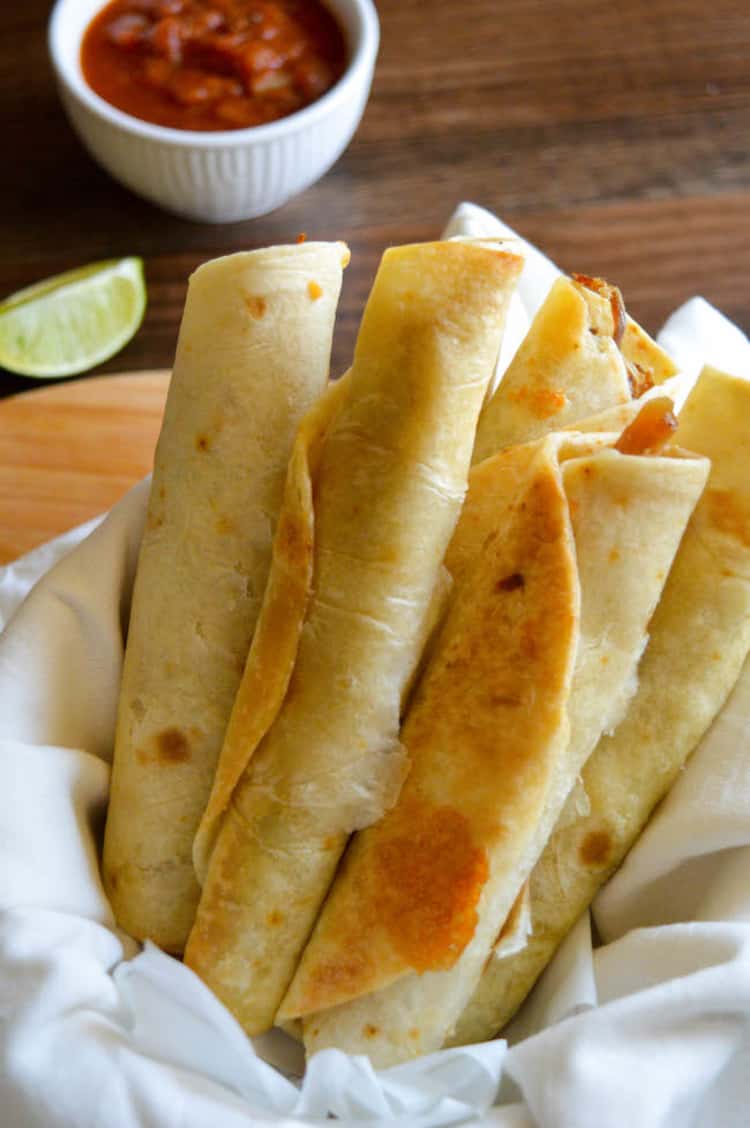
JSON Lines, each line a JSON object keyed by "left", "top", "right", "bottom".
{"left": 1, "top": 0, "right": 748, "bottom": 400}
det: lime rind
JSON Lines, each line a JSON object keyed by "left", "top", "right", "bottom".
{"left": 0, "top": 257, "right": 147, "bottom": 379}
{"left": 0, "top": 259, "right": 124, "bottom": 313}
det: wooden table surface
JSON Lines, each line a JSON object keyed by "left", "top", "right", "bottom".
{"left": 1, "top": 0, "right": 749, "bottom": 557}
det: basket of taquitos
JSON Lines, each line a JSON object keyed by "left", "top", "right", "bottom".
{"left": 102, "top": 232, "right": 750, "bottom": 1071}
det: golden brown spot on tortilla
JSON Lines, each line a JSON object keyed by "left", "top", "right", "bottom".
{"left": 508, "top": 385, "right": 568, "bottom": 419}
{"left": 245, "top": 294, "right": 267, "bottom": 319}
{"left": 267, "top": 910, "right": 284, "bottom": 927}
{"left": 156, "top": 727, "right": 191, "bottom": 764}
{"left": 373, "top": 803, "right": 489, "bottom": 973}
{"left": 579, "top": 829, "right": 612, "bottom": 867}
{"left": 380, "top": 543, "right": 401, "bottom": 565}
{"left": 601, "top": 654, "right": 609, "bottom": 665}
{"left": 146, "top": 512, "right": 164, "bottom": 531}
{"left": 609, "top": 548, "right": 620, "bottom": 563}
{"left": 216, "top": 515, "right": 235, "bottom": 535}
{"left": 363, "top": 1024, "right": 379, "bottom": 1039}
{"left": 196, "top": 433, "right": 211, "bottom": 452}
{"left": 159, "top": 486, "right": 166, "bottom": 500}
{"left": 302, "top": 946, "right": 376, "bottom": 1010}
{"left": 307, "top": 280, "right": 323, "bottom": 300}
{"left": 496, "top": 572, "right": 525, "bottom": 593}
{"left": 408, "top": 1028, "right": 420, "bottom": 1040}
{"left": 520, "top": 616, "right": 542, "bottom": 661}
{"left": 615, "top": 396, "right": 677, "bottom": 455}
{"left": 706, "top": 489, "right": 750, "bottom": 546}
{"left": 108, "top": 871, "right": 119, "bottom": 891}
{"left": 526, "top": 473, "right": 567, "bottom": 543}
{"left": 712, "top": 651, "right": 721, "bottom": 661}
{"left": 490, "top": 693, "right": 523, "bottom": 708}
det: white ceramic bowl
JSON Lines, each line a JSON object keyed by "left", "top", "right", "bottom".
{"left": 48, "top": 0, "right": 378, "bottom": 223}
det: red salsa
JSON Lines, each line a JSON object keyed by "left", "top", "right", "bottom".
{"left": 81, "top": 0, "right": 347, "bottom": 132}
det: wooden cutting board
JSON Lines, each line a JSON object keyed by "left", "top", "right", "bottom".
{"left": 0, "top": 370, "right": 170, "bottom": 564}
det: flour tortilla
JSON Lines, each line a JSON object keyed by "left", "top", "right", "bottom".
{"left": 472, "top": 275, "right": 675, "bottom": 464}
{"left": 192, "top": 372, "right": 353, "bottom": 885}
{"left": 472, "top": 278, "right": 617, "bottom": 462}
{"left": 183, "top": 239, "right": 524, "bottom": 1034}
{"left": 279, "top": 438, "right": 580, "bottom": 1036}
{"left": 103, "top": 243, "right": 347, "bottom": 952}
{"left": 284, "top": 422, "right": 707, "bottom": 1065}
{"left": 453, "top": 364, "right": 750, "bottom": 1046}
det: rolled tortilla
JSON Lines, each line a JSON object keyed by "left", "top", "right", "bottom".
{"left": 102, "top": 243, "right": 347, "bottom": 952}
{"left": 184, "top": 239, "right": 525, "bottom": 1034}
{"left": 471, "top": 274, "right": 675, "bottom": 464}
{"left": 191, "top": 371, "right": 353, "bottom": 886}
{"left": 452, "top": 364, "right": 750, "bottom": 1046}
{"left": 285, "top": 414, "right": 708, "bottom": 1065}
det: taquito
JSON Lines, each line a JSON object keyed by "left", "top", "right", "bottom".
{"left": 471, "top": 274, "right": 675, "bottom": 463}
{"left": 184, "top": 239, "right": 525, "bottom": 1034}
{"left": 103, "top": 243, "right": 347, "bottom": 952}
{"left": 284, "top": 412, "right": 708, "bottom": 1065}
{"left": 452, "top": 364, "right": 750, "bottom": 1045}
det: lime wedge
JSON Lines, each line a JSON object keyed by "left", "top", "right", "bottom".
{"left": 0, "top": 257, "right": 147, "bottom": 378}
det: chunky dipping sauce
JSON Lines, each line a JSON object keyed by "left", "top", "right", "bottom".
{"left": 81, "top": 0, "right": 347, "bottom": 132}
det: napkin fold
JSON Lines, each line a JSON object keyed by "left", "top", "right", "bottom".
{"left": 1, "top": 203, "right": 749, "bottom": 1128}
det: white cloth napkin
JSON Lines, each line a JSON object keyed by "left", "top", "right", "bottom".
{"left": 1, "top": 203, "right": 749, "bottom": 1128}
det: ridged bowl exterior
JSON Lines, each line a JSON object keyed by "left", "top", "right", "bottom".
{"left": 49, "top": 0, "right": 378, "bottom": 223}
{"left": 58, "top": 82, "right": 371, "bottom": 223}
